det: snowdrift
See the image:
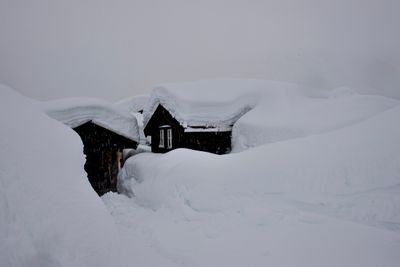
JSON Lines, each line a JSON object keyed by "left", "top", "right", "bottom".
{"left": 117, "top": 84, "right": 400, "bottom": 266}
{"left": 121, "top": 104, "right": 400, "bottom": 215}
{"left": 0, "top": 85, "right": 124, "bottom": 267}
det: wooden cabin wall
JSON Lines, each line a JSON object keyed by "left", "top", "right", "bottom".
{"left": 74, "top": 122, "right": 137, "bottom": 195}
{"left": 145, "top": 104, "right": 232, "bottom": 155}
{"left": 145, "top": 105, "right": 184, "bottom": 153}
{"left": 183, "top": 131, "right": 232, "bottom": 154}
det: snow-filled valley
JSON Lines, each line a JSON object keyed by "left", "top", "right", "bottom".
{"left": 1, "top": 80, "right": 400, "bottom": 266}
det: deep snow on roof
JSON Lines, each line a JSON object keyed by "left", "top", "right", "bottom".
{"left": 43, "top": 98, "right": 140, "bottom": 142}
{"left": 143, "top": 79, "right": 281, "bottom": 129}
{"left": 116, "top": 94, "right": 149, "bottom": 114}
{"left": 143, "top": 79, "right": 399, "bottom": 151}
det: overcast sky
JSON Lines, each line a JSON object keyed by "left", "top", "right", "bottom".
{"left": 0, "top": 0, "right": 399, "bottom": 101}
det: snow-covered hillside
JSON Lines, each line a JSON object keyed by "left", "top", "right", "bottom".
{"left": 0, "top": 85, "right": 125, "bottom": 267}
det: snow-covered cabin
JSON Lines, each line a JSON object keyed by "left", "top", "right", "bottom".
{"left": 143, "top": 80, "right": 259, "bottom": 154}
{"left": 43, "top": 98, "right": 140, "bottom": 195}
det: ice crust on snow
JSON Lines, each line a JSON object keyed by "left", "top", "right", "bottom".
{"left": 0, "top": 84, "right": 125, "bottom": 267}
{"left": 43, "top": 97, "right": 140, "bottom": 142}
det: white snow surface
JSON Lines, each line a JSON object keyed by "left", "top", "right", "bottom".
{"left": 116, "top": 94, "right": 149, "bottom": 143}
{"left": 116, "top": 94, "right": 149, "bottom": 114}
{"left": 3, "top": 80, "right": 400, "bottom": 267}
{"left": 0, "top": 84, "right": 125, "bottom": 267}
{"left": 143, "top": 79, "right": 264, "bottom": 129}
{"left": 143, "top": 79, "right": 398, "bottom": 151}
{"left": 115, "top": 102, "right": 400, "bottom": 266}
{"left": 115, "top": 82, "right": 400, "bottom": 266}
{"left": 43, "top": 97, "right": 140, "bottom": 142}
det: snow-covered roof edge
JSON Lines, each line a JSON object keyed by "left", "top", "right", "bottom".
{"left": 42, "top": 98, "right": 140, "bottom": 143}
{"left": 143, "top": 80, "right": 263, "bottom": 130}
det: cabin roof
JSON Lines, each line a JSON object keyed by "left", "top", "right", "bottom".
{"left": 143, "top": 79, "right": 267, "bottom": 130}
{"left": 42, "top": 98, "right": 140, "bottom": 142}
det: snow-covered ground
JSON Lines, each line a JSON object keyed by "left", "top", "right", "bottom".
{"left": 0, "top": 85, "right": 126, "bottom": 267}
{"left": 114, "top": 80, "right": 400, "bottom": 266}
{"left": 1, "top": 80, "right": 400, "bottom": 267}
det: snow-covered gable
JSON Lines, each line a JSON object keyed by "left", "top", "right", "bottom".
{"left": 43, "top": 98, "right": 140, "bottom": 142}
{"left": 143, "top": 79, "right": 266, "bottom": 131}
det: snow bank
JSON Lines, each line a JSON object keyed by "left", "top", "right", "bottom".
{"left": 43, "top": 97, "right": 140, "bottom": 142}
{"left": 0, "top": 85, "right": 124, "bottom": 267}
{"left": 123, "top": 104, "right": 400, "bottom": 211}
{"left": 233, "top": 88, "right": 399, "bottom": 151}
{"left": 143, "top": 79, "right": 398, "bottom": 152}
{"left": 116, "top": 102, "right": 400, "bottom": 266}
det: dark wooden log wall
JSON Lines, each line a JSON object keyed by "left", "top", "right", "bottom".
{"left": 74, "top": 121, "right": 137, "bottom": 195}
{"left": 144, "top": 104, "right": 232, "bottom": 154}
{"left": 183, "top": 131, "right": 231, "bottom": 154}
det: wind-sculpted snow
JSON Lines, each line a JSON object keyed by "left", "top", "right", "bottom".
{"left": 0, "top": 84, "right": 124, "bottom": 267}
{"left": 43, "top": 97, "right": 140, "bottom": 142}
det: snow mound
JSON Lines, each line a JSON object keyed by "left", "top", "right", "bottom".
{"left": 43, "top": 97, "right": 140, "bottom": 142}
{"left": 0, "top": 84, "right": 124, "bottom": 267}
{"left": 233, "top": 90, "right": 399, "bottom": 151}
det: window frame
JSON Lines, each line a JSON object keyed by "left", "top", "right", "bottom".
{"left": 167, "top": 128, "right": 172, "bottom": 149}
{"left": 159, "top": 129, "right": 165, "bottom": 148}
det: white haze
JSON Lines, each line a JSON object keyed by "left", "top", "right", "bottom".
{"left": 0, "top": 0, "right": 399, "bottom": 101}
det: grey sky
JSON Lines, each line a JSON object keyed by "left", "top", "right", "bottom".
{"left": 0, "top": 0, "right": 399, "bottom": 101}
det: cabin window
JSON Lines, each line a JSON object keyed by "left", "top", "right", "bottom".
{"left": 167, "top": 129, "right": 172, "bottom": 148}
{"left": 159, "top": 129, "right": 165, "bottom": 148}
